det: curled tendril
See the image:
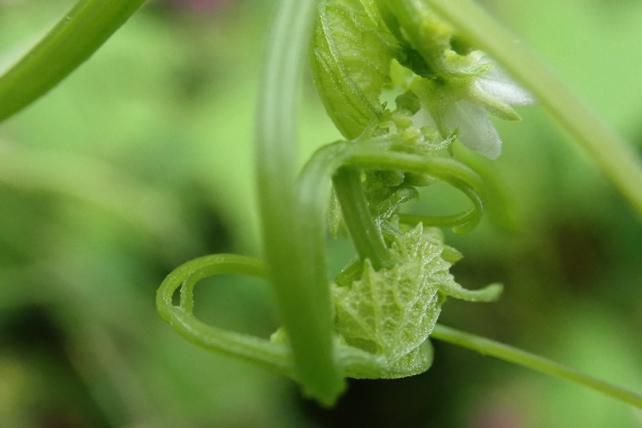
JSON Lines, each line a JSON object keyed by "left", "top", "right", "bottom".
{"left": 156, "top": 254, "right": 293, "bottom": 374}
{"left": 299, "top": 137, "right": 487, "bottom": 268}
{"left": 155, "top": 253, "right": 434, "bottom": 381}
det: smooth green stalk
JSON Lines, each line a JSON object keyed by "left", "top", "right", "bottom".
{"left": 432, "top": 324, "right": 642, "bottom": 409}
{"left": 255, "top": 0, "right": 344, "bottom": 405}
{"left": 423, "top": 0, "right": 642, "bottom": 218}
{"left": 0, "top": 0, "right": 145, "bottom": 121}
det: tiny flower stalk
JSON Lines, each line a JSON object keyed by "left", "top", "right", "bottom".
{"left": 0, "top": 0, "right": 145, "bottom": 121}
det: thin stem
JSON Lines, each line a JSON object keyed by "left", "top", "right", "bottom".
{"left": 432, "top": 324, "right": 642, "bottom": 409}
{"left": 424, "top": 0, "right": 642, "bottom": 218}
{"left": 399, "top": 211, "right": 476, "bottom": 230}
{"left": 343, "top": 148, "right": 486, "bottom": 233}
{"left": 0, "top": 0, "right": 145, "bottom": 121}
{"left": 333, "top": 167, "right": 392, "bottom": 270}
{"left": 255, "top": 0, "right": 344, "bottom": 405}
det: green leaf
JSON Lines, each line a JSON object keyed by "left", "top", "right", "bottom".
{"left": 311, "top": 0, "right": 399, "bottom": 139}
{"left": 332, "top": 224, "right": 501, "bottom": 376}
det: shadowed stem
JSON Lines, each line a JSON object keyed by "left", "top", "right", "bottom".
{"left": 255, "top": 0, "right": 344, "bottom": 406}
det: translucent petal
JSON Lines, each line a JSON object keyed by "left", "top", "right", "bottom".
{"left": 477, "top": 70, "right": 534, "bottom": 106}
{"left": 443, "top": 101, "right": 503, "bottom": 159}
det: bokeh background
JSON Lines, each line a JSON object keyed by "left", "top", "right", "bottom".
{"left": 0, "top": 0, "right": 641, "bottom": 427}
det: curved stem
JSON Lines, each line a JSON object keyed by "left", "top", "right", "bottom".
{"left": 344, "top": 148, "right": 486, "bottom": 234}
{"left": 432, "top": 324, "right": 642, "bottom": 409}
{"left": 255, "top": 0, "right": 344, "bottom": 405}
{"left": 399, "top": 210, "right": 476, "bottom": 230}
{"left": 156, "top": 254, "right": 293, "bottom": 376}
{"left": 299, "top": 138, "right": 486, "bottom": 280}
{"left": 0, "top": 0, "right": 145, "bottom": 122}
{"left": 424, "top": 0, "right": 642, "bottom": 218}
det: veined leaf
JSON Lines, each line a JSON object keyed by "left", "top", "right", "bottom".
{"left": 311, "top": 0, "right": 399, "bottom": 139}
{"left": 333, "top": 224, "right": 501, "bottom": 375}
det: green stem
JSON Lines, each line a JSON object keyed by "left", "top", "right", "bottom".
{"left": 333, "top": 167, "right": 391, "bottom": 270}
{"left": 343, "top": 148, "right": 486, "bottom": 233}
{"left": 424, "top": 0, "right": 642, "bottom": 218}
{"left": 299, "top": 139, "right": 486, "bottom": 280}
{"left": 432, "top": 324, "right": 642, "bottom": 409}
{"left": 256, "top": 0, "right": 343, "bottom": 405}
{"left": 0, "top": 0, "right": 145, "bottom": 121}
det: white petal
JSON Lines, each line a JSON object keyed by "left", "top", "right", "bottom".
{"left": 477, "top": 69, "right": 534, "bottom": 106}
{"left": 443, "top": 101, "right": 503, "bottom": 159}
{"left": 476, "top": 78, "right": 533, "bottom": 106}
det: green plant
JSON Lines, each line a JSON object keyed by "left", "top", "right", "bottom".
{"left": 1, "top": 0, "right": 641, "bottom": 410}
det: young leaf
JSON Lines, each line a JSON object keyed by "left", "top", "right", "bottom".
{"left": 311, "top": 0, "right": 399, "bottom": 138}
{"left": 333, "top": 224, "right": 500, "bottom": 376}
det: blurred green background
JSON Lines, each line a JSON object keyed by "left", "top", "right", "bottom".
{"left": 0, "top": 0, "right": 641, "bottom": 427}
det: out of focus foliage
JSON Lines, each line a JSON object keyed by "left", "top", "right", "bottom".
{"left": 0, "top": 0, "right": 640, "bottom": 427}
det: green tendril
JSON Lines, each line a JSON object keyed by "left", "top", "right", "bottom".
{"left": 343, "top": 148, "right": 486, "bottom": 234}
{"left": 432, "top": 324, "right": 642, "bottom": 409}
{"left": 299, "top": 136, "right": 486, "bottom": 264}
{"left": 156, "top": 254, "right": 293, "bottom": 376}
{"left": 0, "top": 0, "right": 145, "bottom": 121}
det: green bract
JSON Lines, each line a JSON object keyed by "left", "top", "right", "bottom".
{"left": 311, "top": 0, "right": 398, "bottom": 138}
{"left": 333, "top": 224, "right": 501, "bottom": 377}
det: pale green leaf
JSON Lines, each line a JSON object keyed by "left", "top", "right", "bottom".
{"left": 332, "top": 224, "right": 501, "bottom": 377}
{"left": 311, "top": 0, "right": 399, "bottom": 139}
